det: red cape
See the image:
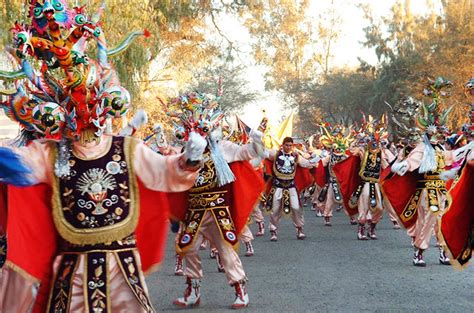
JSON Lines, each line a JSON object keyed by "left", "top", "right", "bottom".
{"left": 0, "top": 183, "right": 7, "bottom": 233}
{"left": 168, "top": 161, "right": 264, "bottom": 235}
{"left": 439, "top": 164, "right": 474, "bottom": 268}
{"left": 6, "top": 180, "right": 170, "bottom": 312}
{"left": 314, "top": 160, "right": 327, "bottom": 188}
{"left": 381, "top": 171, "right": 420, "bottom": 229}
{"left": 332, "top": 155, "right": 361, "bottom": 216}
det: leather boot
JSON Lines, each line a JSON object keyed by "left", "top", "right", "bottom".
{"left": 244, "top": 241, "right": 254, "bottom": 257}
{"left": 296, "top": 227, "right": 306, "bottom": 240}
{"left": 368, "top": 222, "right": 378, "bottom": 240}
{"left": 174, "top": 254, "right": 184, "bottom": 276}
{"left": 413, "top": 247, "right": 426, "bottom": 267}
{"left": 357, "top": 223, "right": 368, "bottom": 240}
{"left": 439, "top": 247, "right": 451, "bottom": 265}
{"left": 173, "top": 277, "right": 201, "bottom": 307}
{"left": 255, "top": 221, "right": 265, "bottom": 237}
{"left": 270, "top": 230, "right": 278, "bottom": 242}
{"left": 231, "top": 280, "right": 249, "bottom": 309}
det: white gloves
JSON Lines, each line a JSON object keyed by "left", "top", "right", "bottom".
{"left": 309, "top": 155, "right": 321, "bottom": 165}
{"left": 391, "top": 160, "right": 409, "bottom": 176}
{"left": 249, "top": 129, "right": 266, "bottom": 158}
{"left": 119, "top": 109, "right": 148, "bottom": 136}
{"left": 250, "top": 156, "right": 264, "bottom": 168}
{"left": 439, "top": 168, "right": 458, "bottom": 181}
{"left": 250, "top": 129, "right": 263, "bottom": 142}
{"left": 152, "top": 123, "right": 167, "bottom": 148}
{"left": 129, "top": 109, "right": 148, "bottom": 130}
{"left": 453, "top": 141, "right": 474, "bottom": 163}
{"left": 184, "top": 132, "right": 207, "bottom": 162}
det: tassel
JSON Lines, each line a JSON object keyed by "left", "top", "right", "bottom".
{"left": 208, "top": 136, "right": 235, "bottom": 187}
{"left": 0, "top": 147, "right": 34, "bottom": 186}
{"left": 419, "top": 134, "right": 437, "bottom": 174}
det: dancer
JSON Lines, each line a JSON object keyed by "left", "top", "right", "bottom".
{"left": 166, "top": 92, "right": 265, "bottom": 309}
{"left": 264, "top": 137, "right": 316, "bottom": 241}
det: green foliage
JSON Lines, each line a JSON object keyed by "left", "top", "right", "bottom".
{"left": 359, "top": 0, "right": 474, "bottom": 129}
{"left": 189, "top": 63, "right": 259, "bottom": 113}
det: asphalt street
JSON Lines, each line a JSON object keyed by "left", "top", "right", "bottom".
{"left": 147, "top": 206, "right": 474, "bottom": 312}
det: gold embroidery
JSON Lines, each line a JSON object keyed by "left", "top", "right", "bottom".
{"left": 191, "top": 153, "right": 217, "bottom": 192}
{"left": 51, "top": 137, "right": 140, "bottom": 245}
{"left": 189, "top": 191, "right": 227, "bottom": 209}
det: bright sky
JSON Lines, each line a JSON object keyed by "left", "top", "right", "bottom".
{"left": 215, "top": 0, "right": 440, "bottom": 130}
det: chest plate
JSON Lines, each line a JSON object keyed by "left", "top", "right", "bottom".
{"left": 359, "top": 149, "right": 382, "bottom": 182}
{"left": 52, "top": 136, "right": 139, "bottom": 245}
{"left": 273, "top": 151, "right": 297, "bottom": 180}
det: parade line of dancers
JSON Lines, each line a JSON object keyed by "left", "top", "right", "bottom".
{"left": 0, "top": 2, "right": 472, "bottom": 312}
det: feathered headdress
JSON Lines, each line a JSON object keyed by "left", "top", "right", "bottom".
{"left": 416, "top": 77, "right": 453, "bottom": 136}
{"left": 165, "top": 91, "right": 224, "bottom": 140}
{"left": 166, "top": 91, "right": 234, "bottom": 186}
{"left": 1, "top": 1, "right": 147, "bottom": 144}
{"left": 319, "top": 124, "right": 353, "bottom": 155}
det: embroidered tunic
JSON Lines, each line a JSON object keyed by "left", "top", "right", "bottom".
{"left": 177, "top": 152, "right": 239, "bottom": 253}
{"left": 264, "top": 151, "right": 299, "bottom": 214}
{"left": 48, "top": 136, "right": 153, "bottom": 312}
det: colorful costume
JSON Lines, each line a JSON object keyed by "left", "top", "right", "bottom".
{"left": 336, "top": 116, "right": 395, "bottom": 239}
{"left": 385, "top": 77, "right": 467, "bottom": 266}
{"left": 165, "top": 92, "right": 265, "bottom": 309}
{"left": 0, "top": 3, "right": 206, "bottom": 311}
{"left": 264, "top": 144, "right": 315, "bottom": 241}
{"left": 317, "top": 125, "right": 354, "bottom": 226}
{"left": 439, "top": 79, "right": 474, "bottom": 268}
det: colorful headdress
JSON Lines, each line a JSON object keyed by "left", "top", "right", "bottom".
{"left": 319, "top": 124, "right": 353, "bottom": 155}
{"left": 166, "top": 91, "right": 224, "bottom": 140}
{"left": 416, "top": 77, "right": 453, "bottom": 137}
{"left": 166, "top": 91, "right": 234, "bottom": 186}
{"left": 387, "top": 96, "right": 422, "bottom": 145}
{"left": 0, "top": 1, "right": 148, "bottom": 144}
{"left": 358, "top": 114, "right": 389, "bottom": 147}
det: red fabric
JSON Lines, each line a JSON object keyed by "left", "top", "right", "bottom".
{"left": 168, "top": 161, "right": 264, "bottom": 235}
{"left": 445, "top": 179, "right": 453, "bottom": 190}
{"left": 7, "top": 184, "right": 58, "bottom": 281}
{"left": 6, "top": 185, "right": 57, "bottom": 313}
{"left": 295, "top": 167, "right": 315, "bottom": 192}
{"left": 381, "top": 171, "right": 419, "bottom": 229}
{"left": 6, "top": 181, "right": 169, "bottom": 312}
{"left": 440, "top": 164, "right": 474, "bottom": 262}
{"left": 263, "top": 159, "right": 273, "bottom": 177}
{"left": 135, "top": 179, "right": 170, "bottom": 273}
{"left": 332, "top": 155, "right": 361, "bottom": 216}
{"left": 229, "top": 162, "right": 265, "bottom": 233}
{"left": 314, "top": 160, "right": 327, "bottom": 188}
{"left": 0, "top": 183, "right": 7, "bottom": 232}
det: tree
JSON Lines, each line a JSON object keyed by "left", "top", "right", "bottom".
{"left": 188, "top": 63, "right": 260, "bottom": 113}
{"left": 293, "top": 69, "right": 375, "bottom": 134}
{"left": 359, "top": 0, "right": 474, "bottom": 128}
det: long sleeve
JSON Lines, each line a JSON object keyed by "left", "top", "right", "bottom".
{"left": 381, "top": 148, "right": 396, "bottom": 169}
{"left": 404, "top": 143, "right": 425, "bottom": 172}
{"left": 0, "top": 140, "right": 53, "bottom": 184}
{"left": 297, "top": 155, "right": 314, "bottom": 168}
{"left": 219, "top": 140, "right": 258, "bottom": 163}
{"left": 133, "top": 140, "right": 199, "bottom": 192}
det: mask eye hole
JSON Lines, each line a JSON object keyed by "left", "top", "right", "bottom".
{"left": 33, "top": 8, "right": 42, "bottom": 17}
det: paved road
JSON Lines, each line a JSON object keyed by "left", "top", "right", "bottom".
{"left": 147, "top": 206, "right": 474, "bottom": 312}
